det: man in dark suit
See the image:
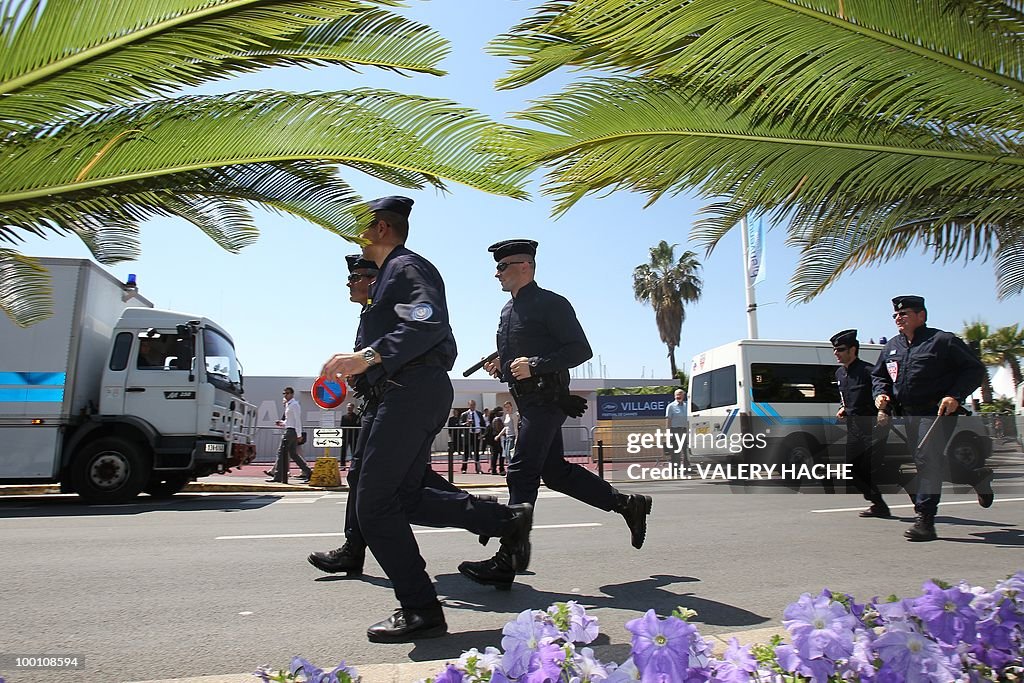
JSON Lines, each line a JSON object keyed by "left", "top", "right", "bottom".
{"left": 339, "top": 402, "right": 360, "bottom": 469}
{"left": 460, "top": 399, "right": 484, "bottom": 473}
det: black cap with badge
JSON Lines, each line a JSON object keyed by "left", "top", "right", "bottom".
{"left": 892, "top": 295, "right": 925, "bottom": 311}
{"left": 830, "top": 329, "right": 858, "bottom": 349}
{"left": 368, "top": 195, "right": 414, "bottom": 218}
{"left": 488, "top": 239, "right": 538, "bottom": 262}
{"left": 345, "top": 254, "right": 378, "bottom": 273}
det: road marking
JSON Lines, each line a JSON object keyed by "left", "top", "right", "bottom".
{"left": 812, "top": 497, "right": 1024, "bottom": 513}
{"left": 215, "top": 522, "right": 602, "bottom": 540}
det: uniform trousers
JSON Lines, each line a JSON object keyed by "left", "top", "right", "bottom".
{"left": 507, "top": 402, "right": 617, "bottom": 511}
{"left": 845, "top": 416, "right": 885, "bottom": 502}
{"left": 903, "top": 414, "right": 958, "bottom": 516}
{"left": 355, "top": 365, "right": 514, "bottom": 609}
{"left": 344, "top": 426, "right": 463, "bottom": 547}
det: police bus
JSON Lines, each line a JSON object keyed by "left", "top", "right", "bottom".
{"left": 687, "top": 339, "right": 990, "bottom": 479}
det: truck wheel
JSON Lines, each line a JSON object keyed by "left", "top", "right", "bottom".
{"left": 144, "top": 473, "right": 192, "bottom": 498}
{"left": 70, "top": 437, "right": 151, "bottom": 504}
{"left": 948, "top": 435, "right": 984, "bottom": 475}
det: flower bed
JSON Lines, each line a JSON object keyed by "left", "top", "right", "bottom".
{"left": 255, "top": 572, "right": 1023, "bottom": 682}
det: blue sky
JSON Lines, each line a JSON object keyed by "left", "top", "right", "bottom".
{"left": 17, "top": 1, "right": 1022, "bottom": 386}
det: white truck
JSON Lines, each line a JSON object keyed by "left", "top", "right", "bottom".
{"left": 687, "top": 339, "right": 991, "bottom": 478}
{"left": 0, "top": 258, "right": 257, "bottom": 503}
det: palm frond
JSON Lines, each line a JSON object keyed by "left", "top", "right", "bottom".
{"left": 0, "top": 90, "right": 529, "bottom": 216}
{"left": 0, "top": 248, "right": 51, "bottom": 326}
{"left": 493, "top": 0, "right": 1024, "bottom": 132}
{"left": 0, "top": 1, "right": 449, "bottom": 129}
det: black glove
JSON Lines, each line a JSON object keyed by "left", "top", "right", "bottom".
{"left": 558, "top": 394, "right": 588, "bottom": 418}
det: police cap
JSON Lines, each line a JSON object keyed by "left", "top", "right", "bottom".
{"left": 368, "top": 195, "right": 414, "bottom": 218}
{"left": 829, "top": 329, "right": 857, "bottom": 349}
{"left": 345, "top": 254, "right": 378, "bottom": 273}
{"left": 892, "top": 295, "right": 925, "bottom": 311}
{"left": 488, "top": 239, "right": 538, "bottom": 262}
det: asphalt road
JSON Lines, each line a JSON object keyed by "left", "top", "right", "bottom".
{"left": 0, "top": 455, "right": 1021, "bottom": 683}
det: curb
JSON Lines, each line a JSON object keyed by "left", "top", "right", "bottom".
{"left": 126, "top": 625, "right": 789, "bottom": 683}
{"left": 0, "top": 480, "right": 505, "bottom": 497}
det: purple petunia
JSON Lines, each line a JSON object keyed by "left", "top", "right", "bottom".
{"left": 774, "top": 643, "right": 836, "bottom": 683}
{"left": 501, "top": 609, "right": 560, "bottom": 679}
{"left": 911, "top": 580, "right": 978, "bottom": 645}
{"left": 430, "top": 664, "right": 464, "bottom": 683}
{"left": 524, "top": 642, "right": 567, "bottom": 682}
{"left": 708, "top": 637, "right": 757, "bottom": 683}
{"left": 874, "top": 621, "right": 958, "bottom": 683}
{"left": 782, "top": 592, "right": 857, "bottom": 662}
{"left": 570, "top": 646, "right": 610, "bottom": 682}
{"left": 625, "top": 609, "right": 696, "bottom": 683}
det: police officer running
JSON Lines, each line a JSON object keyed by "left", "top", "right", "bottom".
{"left": 319, "top": 198, "right": 533, "bottom": 642}
{"left": 308, "top": 252, "right": 497, "bottom": 578}
{"left": 831, "top": 329, "right": 890, "bottom": 518}
{"left": 870, "top": 296, "right": 994, "bottom": 542}
{"left": 458, "top": 239, "right": 653, "bottom": 590}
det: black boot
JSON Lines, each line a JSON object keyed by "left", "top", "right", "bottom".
{"left": 458, "top": 546, "right": 518, "bottom": 591}
{"left": 307, "top": 540, "right": 365, "bottom": 575}
{"left": 975, "top": 467, "right": 994, "bottom": 508}
{"left": 459, "top": 503, "right": 533, "bottom": 589}
{"left": 366, "top": 605, "right": 447, "bottom": 643}
{"left": 904, "top": 513, "right": 937, "bottom": 542}
{"left": 615, "top": 493, "right": 653, "bottom": 549}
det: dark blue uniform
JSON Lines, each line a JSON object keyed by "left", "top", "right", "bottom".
{"left": 354, "top": 246, "right": 513, "bottom": 610}
{"left": 497, "top": 281, "right": 616, "bottom": 510}
{"left": 836, "top": 357, "right": 884, "bottom": 502}
{"left": 870, "top": 326, "right": 986, "bottom": 516}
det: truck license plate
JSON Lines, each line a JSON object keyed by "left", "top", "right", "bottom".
{"left": 205, "top": 443, "right": 226, "bottom": 453}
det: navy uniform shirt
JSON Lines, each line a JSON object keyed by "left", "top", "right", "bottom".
{"left": 359, "top": 245, "right": 456, "bottom": 386}
{"left": 836, "top": 357, "right": 875, "bottom": 416}
{"left": 870, "top": 326, "right": 985, "bottom": 414}
{"left": 496, "top": 281, "right": 592, "bottom": 387}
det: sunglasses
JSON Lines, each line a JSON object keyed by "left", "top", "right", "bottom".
{"left": 833, "top": 346, "right": 849, "bottom": 352}
{"left": 347, "top": 273, "right": 373, "bottom": 284}
{"left": 495, "top": 260, "right": 529, "bottom": 272}
{"left": 892, "top": 309, "right": 919, "bottom": 319}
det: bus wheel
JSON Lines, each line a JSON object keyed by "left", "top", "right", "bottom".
{"left": 778, "top": 437, "right": 817, "bottom": 489}
{"left": 70, "top": 437, "right": 151, "bottom": 505}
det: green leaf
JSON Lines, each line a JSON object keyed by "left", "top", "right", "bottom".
{"left": 0, "top": 250, "right": 52, "bottom": 326}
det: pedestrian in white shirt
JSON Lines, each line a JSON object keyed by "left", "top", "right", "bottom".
{"left": 665, "top": 389, "right": 689, "bottom": 469}
{"left": 266, "top": 387, "right": 312, "bottom": 483}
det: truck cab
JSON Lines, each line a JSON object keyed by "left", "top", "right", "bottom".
{"left": 62, "top": 308, "right": 257, "bottom": 502}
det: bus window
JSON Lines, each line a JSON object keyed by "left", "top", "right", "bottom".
{"left": 690, "top": 365, "right": 737, "bottom": 411}
{"left": 751, "top": 363, "right": 839, "bottom": 403}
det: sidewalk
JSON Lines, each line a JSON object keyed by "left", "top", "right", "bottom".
{"left": 128, "top": 625, "right": 788, "bottom": 683}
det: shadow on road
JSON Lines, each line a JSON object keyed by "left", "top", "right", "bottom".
{"left": 0, "top": 493, "right": 281, "bottom": 517}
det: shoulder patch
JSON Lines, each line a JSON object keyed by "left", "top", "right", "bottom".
{"left": 395, "top": 302, "right": 434, "bottom": 321}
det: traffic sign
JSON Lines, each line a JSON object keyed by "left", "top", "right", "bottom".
{"left": 310, "top": 377, "right": 347, "bottom": 410}
{"left": 313, "top": 437, "right": 342, "bottom": 448}
{"left": 314, "top": 428, "right": 341, "bottom": 438}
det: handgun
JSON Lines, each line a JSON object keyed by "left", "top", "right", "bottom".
{"left": 462, "top": 351, "right": 499, "bottom": 378}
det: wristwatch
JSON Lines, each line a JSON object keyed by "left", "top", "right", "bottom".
{"left": 362, "top": 348, "right": 378, "bottom": 367}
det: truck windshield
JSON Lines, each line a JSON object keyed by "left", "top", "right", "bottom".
{"left": 203, "top": 328, "right": 242, "bottom": 394}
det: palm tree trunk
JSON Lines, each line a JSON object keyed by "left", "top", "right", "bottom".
{"left": 1008, "top": 356, "right": 1023, "bottom": 390}
{"left": 980, "top": 373, "right": 993, "bottom": 404}
{"left": 667, "top": 345, "right": 678, "bottom": 379}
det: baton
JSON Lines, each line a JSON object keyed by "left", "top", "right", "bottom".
{"left": 916, "top": 414, "right": 944, "bottom": 450}
{"left": 463, "top": 351, "right": 498, "bottom": 378}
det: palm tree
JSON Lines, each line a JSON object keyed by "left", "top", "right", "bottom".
{"left": 961, "top": 320, "right": 998, "bottom": 404}
{"left": 985, "top": 324, "right": 1024, "bottom": 391}
{"left": 1, "top": 1, "right": 526, "bottom": 326}
{"left": 632, "top": 241, "right": 702, "bottom": 378}
{"left": 488, "top": 1, "right": 1024, "bottom": 303}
